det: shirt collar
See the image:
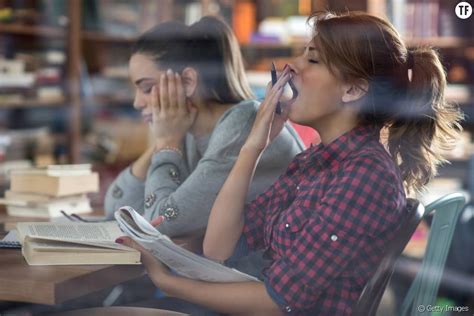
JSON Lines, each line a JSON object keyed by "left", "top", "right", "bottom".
{"left": 307, "top": 125, "right": 381, "bottom": 169}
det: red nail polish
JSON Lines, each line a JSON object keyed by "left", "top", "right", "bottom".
{"left": 115, "top": 238, "right": 124, "bottom": 244}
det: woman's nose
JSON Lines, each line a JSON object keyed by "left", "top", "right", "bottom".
{"left": 133, "top": 93, "right": 146, "bottom": 110}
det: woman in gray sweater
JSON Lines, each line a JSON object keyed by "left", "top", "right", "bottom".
{"left": 104, "top": 17, "right": 303, "bottom": 242}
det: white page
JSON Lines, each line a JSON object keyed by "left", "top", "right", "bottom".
{"left": 16, "top": 222, "right": 131, "bottom": 251}
{"left": 115, "top": 206, "right": 260, "bottom": 283}
{"left": 25, "top": 238, "right": 135, "bottom": 252}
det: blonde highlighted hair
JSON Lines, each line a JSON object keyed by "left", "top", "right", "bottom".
{"left": 132, "top": 16, "right": 254, "bottom": 104}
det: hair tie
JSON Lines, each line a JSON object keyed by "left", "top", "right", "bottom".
{"left": 407, "top": 51, "right": 414, "bottom": 82}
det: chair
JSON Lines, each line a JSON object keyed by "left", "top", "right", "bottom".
{"left": 399, "top": 192, "right": 466, "bottom": 316}
{"left": 354, "top": 198, "right": 425, "bottom": 316}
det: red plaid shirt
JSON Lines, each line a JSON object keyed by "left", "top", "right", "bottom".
{"left": 242, "top": 125, "right": 406, "bottom": 315}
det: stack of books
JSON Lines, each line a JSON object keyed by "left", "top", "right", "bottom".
{"left": 1, "top": 164, "right": 99, "bottom": 218}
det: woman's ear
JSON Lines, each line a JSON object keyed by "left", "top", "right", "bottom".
{"left": 341, "top": 79, "right": 369, "bottom": 103}
{"left": 181, "top": 67, "right": 198, "bottom": 97}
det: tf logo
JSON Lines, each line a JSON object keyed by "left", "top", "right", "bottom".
{"left": 455, "top": 1, "right": 472, "bottom": 19}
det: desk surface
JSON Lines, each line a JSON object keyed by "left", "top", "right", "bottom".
{"left": 0, "top": 248, "right": 144, "bottom": 305}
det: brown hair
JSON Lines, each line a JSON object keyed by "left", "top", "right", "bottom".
{"left": 310, "top": 11, "right": 463, "bottom": 192}
{"left": 131, "top": 16, "right": 254, "bottom": 104}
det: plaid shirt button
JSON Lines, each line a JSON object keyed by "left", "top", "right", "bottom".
{"left": 242, "top": 126, "right": 406, "bottom": 315}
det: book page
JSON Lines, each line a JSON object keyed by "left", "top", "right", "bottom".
{"left": 115, "top": 206, "right": 260, "bottom": 283}
{"left": 25, "top": 237, "right": 135, "bottom": 253}
{"left": 16, "top": 222, "right": 131, "bottom": 251}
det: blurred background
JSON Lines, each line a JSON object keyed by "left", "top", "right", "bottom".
{"left": 0, "top": 0, "right": 473, "bottom": 206}
{"left": 0, "top": 0, "right": 473, "bottom": 313}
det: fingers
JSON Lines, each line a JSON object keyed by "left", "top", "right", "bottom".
{"left": 159, "top": 69, "right": 187, "bottom": 114}
{"left": 261, "top": 70, "right": 290, "bottom": 113}
{"left": 175, "top": 72, "right": 187, "bottom": 113}
{"left": 116, "top": 236, "right": 170, "bottom": 281}
{"left": 151, "top": 85, "right": 160, "bottom": 118}
{"left": 117, "top": 236, "right": 155, "bottom": 265}
{"left": 150, "top": 215, "right": 165, "bottom": 227}
{"left": 160, "top": 73, "right": 168, "bottom": 110}
{"left": 117, "top": 236, "right": 146, "bottom": 253}
{"left": 167, "top": 69, "right": 177, "bottom": 110}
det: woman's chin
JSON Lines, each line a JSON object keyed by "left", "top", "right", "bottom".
{"left": 284, "top": 99, "right": 299, "bottom": 120}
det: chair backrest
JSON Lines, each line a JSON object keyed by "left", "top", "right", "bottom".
{"left": 354, "top": 198, "right": 425, "bottom": 316}
{"left": 400, "top": 192, "right": 466, "bottom": 316}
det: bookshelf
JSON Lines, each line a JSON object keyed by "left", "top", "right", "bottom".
{"left": 0, "top": 0, "right": 81, "bottom": 165}
{"left": 0, "top": 97, "right": 65, "bottom": 108}
{"left": 0, "top": 23, "right": 65, "bottom": 37}
{"left": 81, "top": 31, "right": 136, "bottom": 43}
{"left": 0, "top": 0, "right": 472, "bottom": 166}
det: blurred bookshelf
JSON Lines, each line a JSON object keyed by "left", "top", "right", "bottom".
{"left": 0, "top": 97, "right": 65, "bottom": 108}
{"left": 0, "top": 23, "right": 65, "bottom": 37}
{"left": 0, "top": 0, "right": 473, "bottom": 198}
{"left": 0, "top": 0, "right": 79, "bottom": 175}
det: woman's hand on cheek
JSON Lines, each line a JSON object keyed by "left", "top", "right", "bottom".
{"left": 116, "top": 236, "right": 171, "bottom": 287}
{"left": 151, "top": 69, "right": 198, "bottom": 147}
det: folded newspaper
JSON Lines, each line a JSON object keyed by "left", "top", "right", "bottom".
{"left": 114, "top": 206, "right": 260, "bottom": 283}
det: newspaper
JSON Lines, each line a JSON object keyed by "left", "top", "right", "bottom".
{"left": 114, "top": 206, "right": 260, "bottom": 283}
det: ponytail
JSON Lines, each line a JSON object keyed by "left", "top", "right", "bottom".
{"left": 297, "top": 11, "right": 464, "bottom": 193}
{"left": 387, "top": 47, "right": 463, "bottom": 192}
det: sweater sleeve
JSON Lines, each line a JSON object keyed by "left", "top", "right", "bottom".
{"left": 142, "top": 104, "right": 256, "bottom": 237}
{"left": 103, "top": 166, "right": 146, "bottom": 219}
{"left": 103, "top": 135, "right": 196, "bottom": 220}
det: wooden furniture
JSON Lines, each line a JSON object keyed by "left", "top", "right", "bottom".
{"left": 0, "top": 248, "right": 144, "bottom": 305}
{"left": 0, "top": 1, "right": 82, "bottom": 163}
{"left": 55, "top": 306, "right": 189, "bottom": 316}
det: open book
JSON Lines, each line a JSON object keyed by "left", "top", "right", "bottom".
{"left": 115, "top": 206, "right": 259, "bottom": 283}
{"left": 16, "top": 221, "right": 140, "bottom": 265}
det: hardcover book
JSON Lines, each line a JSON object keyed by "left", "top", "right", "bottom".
{"left": 16, "top": 221, "right": 140, "bottom": 265}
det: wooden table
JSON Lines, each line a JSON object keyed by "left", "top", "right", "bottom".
{"left": 0, "top": 207, "right": 204, "bottom": 306}
{"left": 0, "top": 248, "right": 144, "bottom": 305}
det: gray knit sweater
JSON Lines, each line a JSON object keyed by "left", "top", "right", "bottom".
{"left": 104, "top": 100, "right": 304, "bottom": 237}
